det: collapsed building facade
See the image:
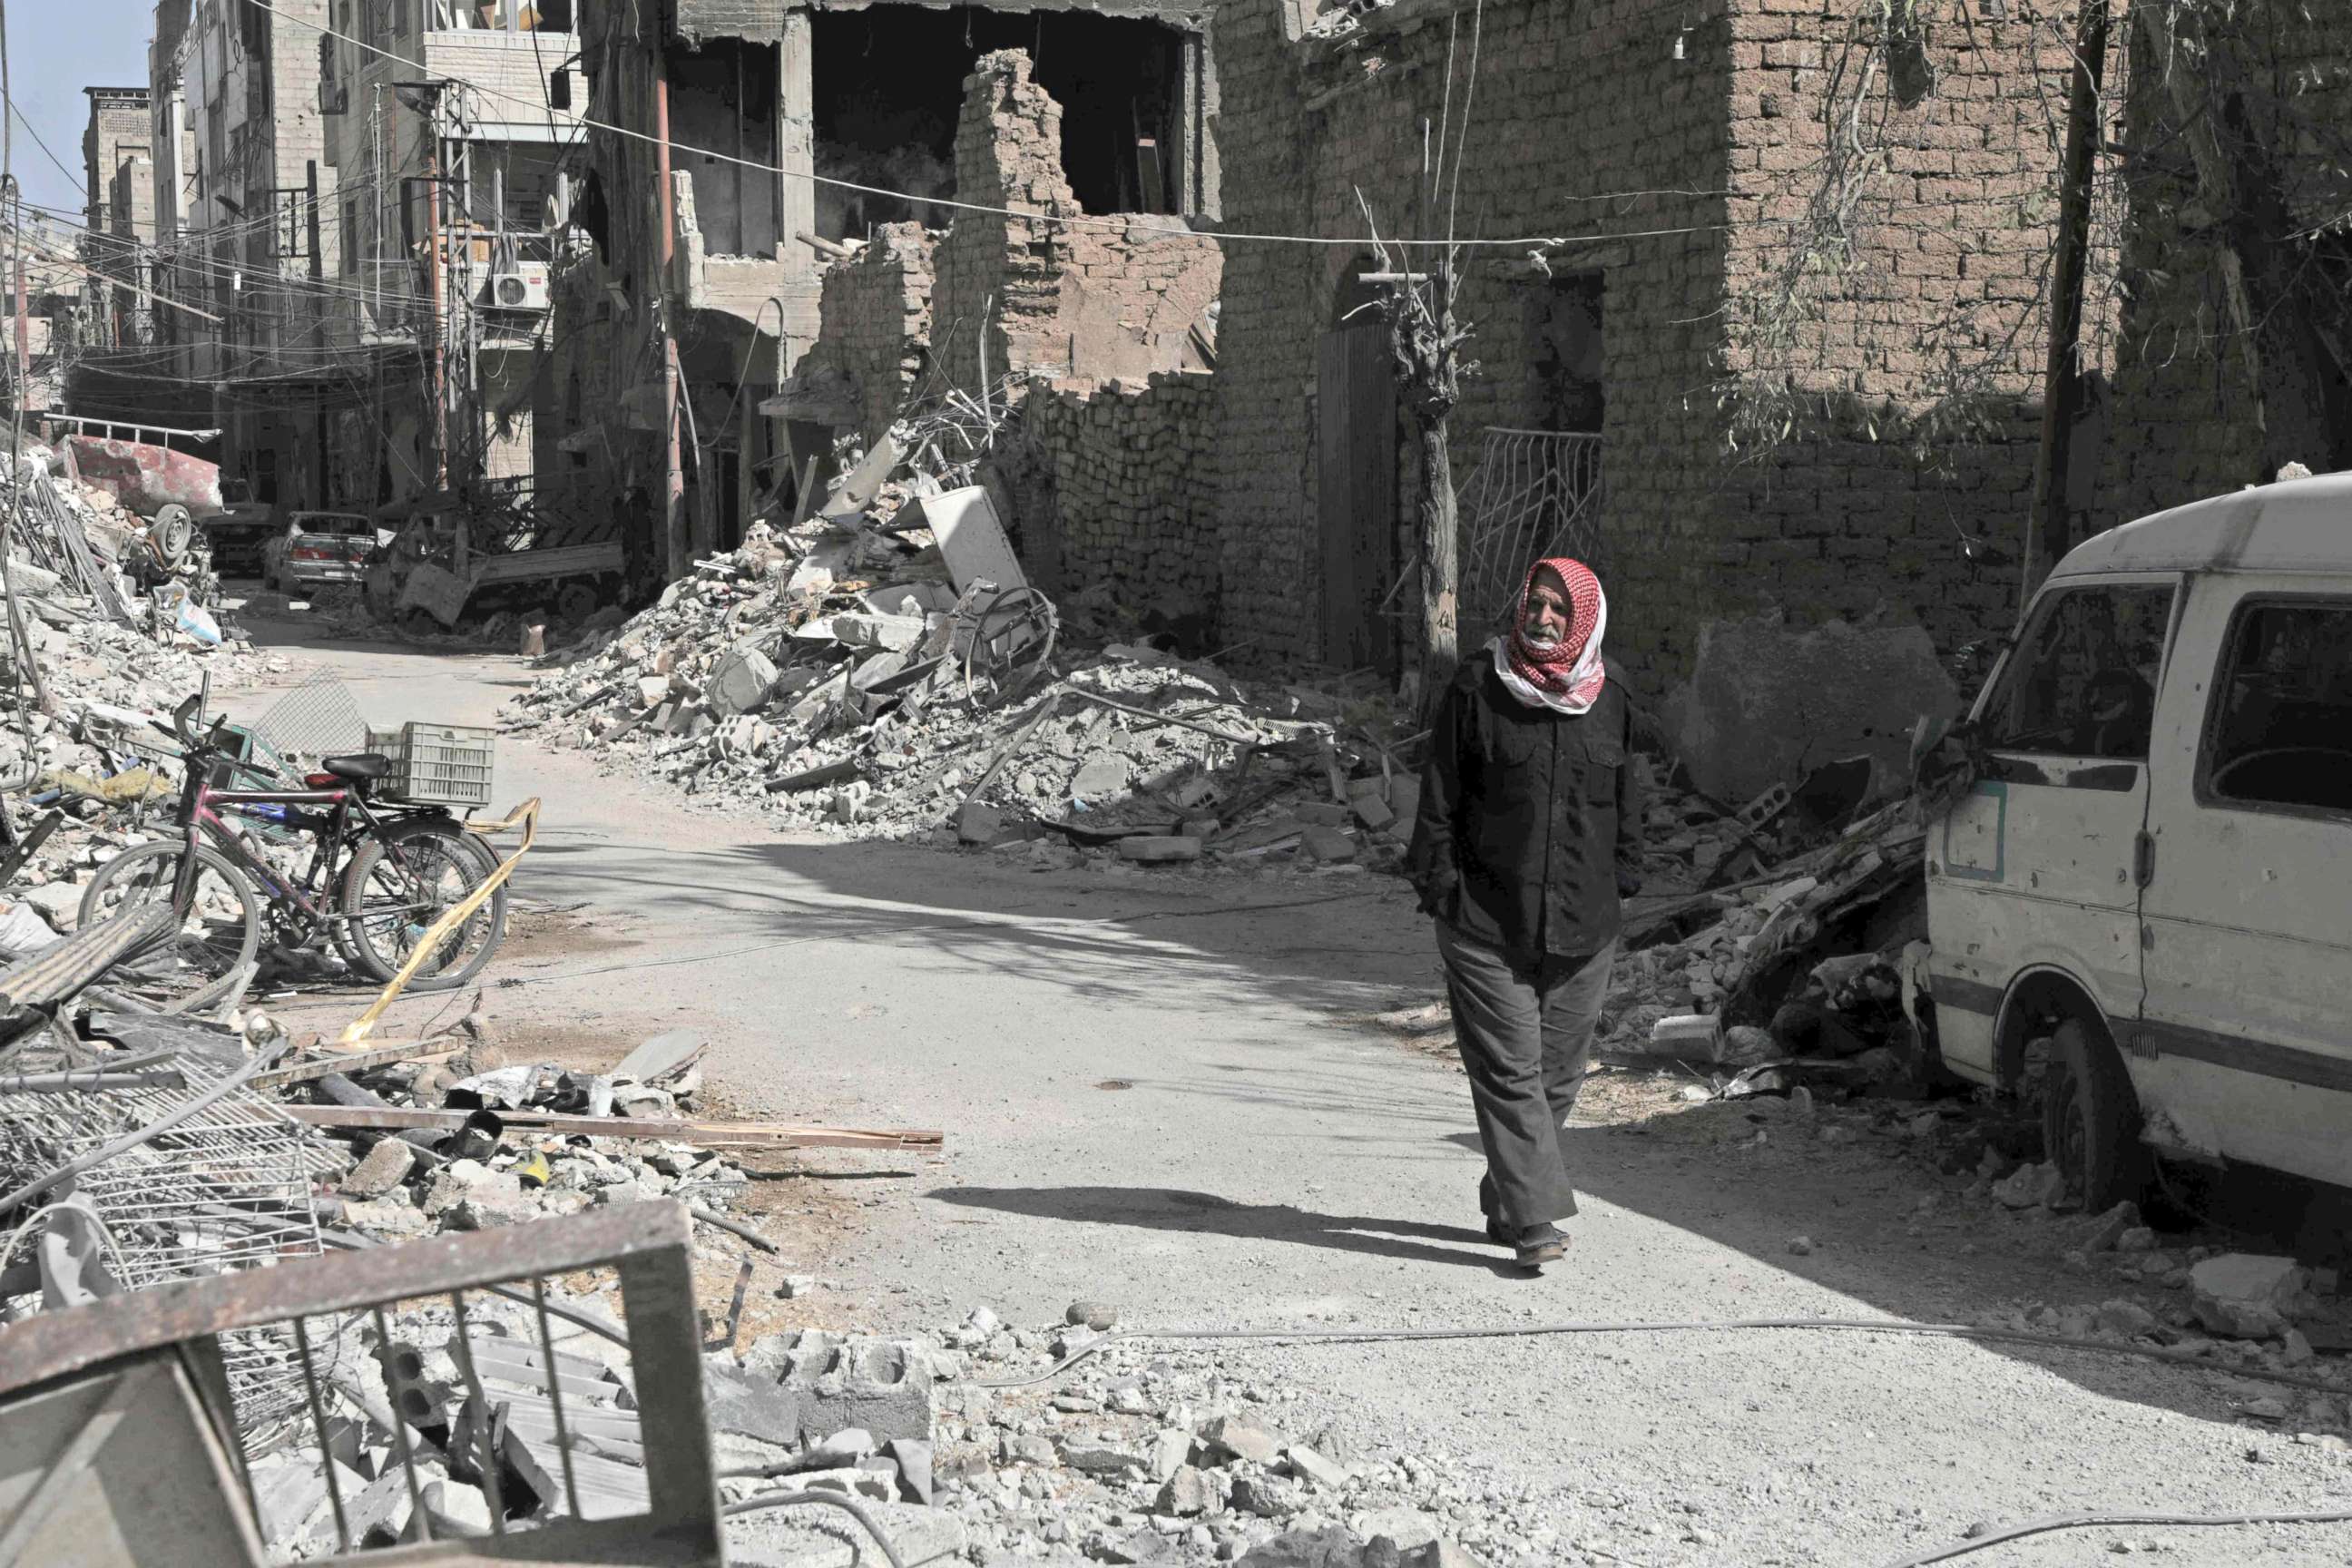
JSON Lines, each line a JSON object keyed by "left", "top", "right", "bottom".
{"left": 547, "top": 0, "right": 2106, "bottom": 728}
{"left": 536, "top": 0, "right": 1222, "bottom": 583}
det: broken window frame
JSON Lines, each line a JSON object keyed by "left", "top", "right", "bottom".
{"left": 2194, "top": 592, "right": 2352, "bottom": 822}
{"left": 1976, "top": 577, "right": 2179, "bottom": 762}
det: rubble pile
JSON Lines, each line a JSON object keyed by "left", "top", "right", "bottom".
{"left": 0, "top": 446, "right": 284, "bottom": 948}
{"left": 512, "top": 494, "right": 1417, "bottom": 872}
{"left": 919, "top": 1306, "right": 1529, "bottom": 1566}
{"left": 300, "top": 1028, "right": 768, "bottom": 1242}
{"left": 1602, "top": 761, "right": 1931, "bottom": 1094}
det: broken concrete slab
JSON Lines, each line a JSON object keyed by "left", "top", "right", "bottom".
{"left": 1670, "top": 610, "right": 1958, "bottom": 803}
{"left": 2191, "top": 1253, "right": 2314, "bottom": 1339}
{"left": 735, "top": 1330, "right": 936, "bottom": 1444}
{"left": 612, "top": 1031, "right": 706, "bottom": 1086}
{"left": 1202, "top": 1413, "right": 1283, "bottom": 1466}
{"left": 1069, "top": 756, "right": 1131, "bottom": 801}
{"left": 1117, "top": 836, "right": 1201, "bottom": 864}
{"left": 338, "top": 1138, "right": 418, "bottom": 1200}
{"left": 709, "top": 647, "right": 779, "bottom": 716}
{"left": 1237, "top": 1524, "right": 1367, "bottom": 1567}
{"left": 1297, "top": 826, "right": 1357, "bottom": 864}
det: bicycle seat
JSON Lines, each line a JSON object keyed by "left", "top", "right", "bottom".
{"left": 320, "top": 753, "right": 393, "bottom": 784}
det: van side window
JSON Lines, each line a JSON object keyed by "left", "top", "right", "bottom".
{"left": 2205, "top": 599, "right": 2352, "bottom": 814}
{"left": 1981, "top": 583, "right": 2174, "bottom": 760}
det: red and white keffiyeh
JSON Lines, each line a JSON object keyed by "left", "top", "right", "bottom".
{"left": 1493, "top": 556, "right": 1607, "bottom": 715}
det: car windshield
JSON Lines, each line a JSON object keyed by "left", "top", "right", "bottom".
{"left": 290, "top": 515, "right": 370, "bottom": 536}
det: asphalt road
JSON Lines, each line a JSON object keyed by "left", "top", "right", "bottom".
{"left": 225, "top": 609, "right": 2352, "bottom": 1568}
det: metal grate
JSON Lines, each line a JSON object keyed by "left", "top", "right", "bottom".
{"left": 0, "top": 1034, "right": 327, "bottom": 1441}
{"left": 249, "top": 673, "right": 373, "bottom": 770}
{"left": 0, "top": 1203, "right": 724, "bottom": 1565}
{"left": 1458, "top": 427, "right": 1606, "bottom": 639}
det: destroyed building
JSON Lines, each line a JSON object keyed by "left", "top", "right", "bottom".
{"left": 144, "top": 0, "right": 343, "bottom": 504}
{"left": 315, "top": 0, "right": 589, "bottom": 502}
{"left": 1205, "top": 0, "right": 2106, "bottom": 695}
{"left": 538, "top": 0, "right": 1221, "bottom": 583}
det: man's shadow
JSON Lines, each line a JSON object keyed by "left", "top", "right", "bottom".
{"left": 931, "top": 1185, "right": 1531, "bottom": 1276}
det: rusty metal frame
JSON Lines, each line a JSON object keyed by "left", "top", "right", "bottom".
{"left": 0, "top": 1203, "right": 724, "bottom": 1567}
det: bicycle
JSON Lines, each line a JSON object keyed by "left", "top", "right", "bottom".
{"left": 79, "top": 694, "right": 510, "bottom": 1006}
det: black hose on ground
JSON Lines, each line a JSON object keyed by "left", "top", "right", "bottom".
{"left": 969, "top": 1315, "right": 2352, "bottom": 1398}
{"left": 720, "top": 1487, "right": 908, "bottom": 1568}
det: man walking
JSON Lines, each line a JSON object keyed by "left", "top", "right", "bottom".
{"left": 1406, "top": 558, "right": 1640, "bottom": 1270}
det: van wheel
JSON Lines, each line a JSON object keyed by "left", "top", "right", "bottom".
{"left": 2043, "top": 1018, "right": 2147, "bottom": 1210}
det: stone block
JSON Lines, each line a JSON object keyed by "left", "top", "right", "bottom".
{"left": 2190, "top": 1253, "right": 2313, "bottom": 1339}
{"left": 338, "top": 1138, "right": 417, "bottom": 1200}
{"left": 734, "top": 1330, "right": 937, "bottom": 1444}
{"left": 1669, "top": 611, "right": 1959, "bottom": 802}
{"left": 1118, "top": 835, "right": 1201, "bottom": 864}
{"left": 709, "top": 647, "right": 779, "bottom": 716}
{"left": 1202, "top": 1412, "right": 1283, "bottom": 1466}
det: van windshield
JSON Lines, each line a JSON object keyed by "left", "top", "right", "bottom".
{"left": 1981, "top": 583, "right": 2174, "bottom": 760}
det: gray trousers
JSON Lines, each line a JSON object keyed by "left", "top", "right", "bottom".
{"left": 1436, "top": 922, "right": 1616, "bottom": 1232}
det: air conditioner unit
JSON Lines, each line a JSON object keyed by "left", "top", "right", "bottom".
{"left": 485, "top": 266, "right": 551, "bottom": 310}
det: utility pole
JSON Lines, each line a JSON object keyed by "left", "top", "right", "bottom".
{"left": 2023, "top": 0, "right": 2111, "bottom": 608}
{"left": 655, "top": 60, "right": 686, "bottom": 582}
{"left": 423, "top": 114, "right": 448, "bottom": 491}
{"left": 307, "top": 160, "right": 325, "bottom": 505}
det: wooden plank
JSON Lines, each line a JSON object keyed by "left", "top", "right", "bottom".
{"left": 252, "top": 1043, "right": 459, "bottom": 1086}
{"left": 278, "top": 1103, "right": 944, "bottom": 1152}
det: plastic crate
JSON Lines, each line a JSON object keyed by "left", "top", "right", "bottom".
{"left": 364, "top": 721, "right": 495, "bottom": 808}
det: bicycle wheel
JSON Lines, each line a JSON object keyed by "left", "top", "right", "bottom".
{"left": 337, "top": 818, "right": 508, "bottom": 991}
{"left": 77, "top": 839, "right": 262, "bottom": 1002}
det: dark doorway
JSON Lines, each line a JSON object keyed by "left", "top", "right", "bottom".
{"left": 1529, "top": 272, "right": 1604, "bottom": 433}
{"left": 1318, "top": 269, "right": 1399, "bottom": 675}
{"left": 808, "top": 7, "right": 1188, "bottom": 239}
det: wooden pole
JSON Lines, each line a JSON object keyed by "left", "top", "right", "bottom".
{"left": 656, "top": 63, "right": 686, "bottom": 581}
{"left": 2023, "top": 0, "right": 2110, "bottom": 610}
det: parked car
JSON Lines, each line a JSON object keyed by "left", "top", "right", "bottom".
{"left": 1922, "top": 472, "right": 2352, "bottom": 1207}
{"left": 262, "top": 511, "right": 379, "bottom": 592}
{"left": 200, "top": 478, "right": 279, "bottom": 574}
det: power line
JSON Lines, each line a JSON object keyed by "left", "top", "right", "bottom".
{"left": 241, "top": 0, "right": 1723, "bottom": 251}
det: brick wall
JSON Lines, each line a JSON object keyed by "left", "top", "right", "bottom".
{"left": 793, "top": 225, "right": 937, "bottom": 446}
{"left": 2095, "top": 5, "right": 2352, "bottom": 530}
{"left": 931, "top": 52, "right": 1222, "bottom": 398}
{"left": 993, "top": 370, "right": 1220, "bottom": 606}
{"left": 1208, "top": 0, "right": 2087, "bottom": 694}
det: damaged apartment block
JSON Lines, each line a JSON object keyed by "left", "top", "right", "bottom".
{"left": 545, "top": 0, "right": 1220, "bottom": 594}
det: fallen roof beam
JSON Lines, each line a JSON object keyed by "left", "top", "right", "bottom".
{"left": 278, "top": 1104, "right": 945, "bottom": 1152}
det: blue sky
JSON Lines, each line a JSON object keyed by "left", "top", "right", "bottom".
{"left": 8, "top": 4, "right": 156, "bottom": 226}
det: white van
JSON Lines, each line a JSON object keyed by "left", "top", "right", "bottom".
{"left": 1924, "top": 474, "right": 2352, "bottom": 1207}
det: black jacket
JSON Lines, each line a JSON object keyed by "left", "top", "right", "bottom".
{"left": 1406, "top": 657, "right": 1642, "bottom": 958}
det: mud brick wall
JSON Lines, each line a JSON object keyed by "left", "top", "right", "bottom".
{"left": 797, "top": 225, "right": 937, "bottom": 446}
{"left": 1209, "top": 0, "right": 2084, "bottom": 691}
{"left": 998, "top": 371, "right": 1220, "bottom": 605}
{"left": 2095, "top": 6, "right": 2352, "bottom": 531}
{"left": 931, "top": 52, "right": 1222, "bottom": 399}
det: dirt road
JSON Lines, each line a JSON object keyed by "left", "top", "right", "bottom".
{"left": 231, "top": 613, "right": 2352, "bottom": 1567}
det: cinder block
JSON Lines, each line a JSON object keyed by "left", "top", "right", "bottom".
{"left": 732, "top": 1330, "right": 936, "bottom": 1445}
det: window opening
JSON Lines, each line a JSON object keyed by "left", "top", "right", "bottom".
{"left": 2203, "top": 598, "right": 2352, "bottom": 814}
{"left": 1980, "top": 582, "right": 2173, "bottom": 760}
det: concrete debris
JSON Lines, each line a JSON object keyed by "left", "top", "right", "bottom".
{"left": 507, "top": 441, "right": 1417, "bottom": 877}
{"left": 2191, "top": 1254, "right": 2317, "bottom": 1340}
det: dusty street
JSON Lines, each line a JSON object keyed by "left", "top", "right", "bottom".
{"left": 218, "top": 612, "right": 2352, "bottom": 1568}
